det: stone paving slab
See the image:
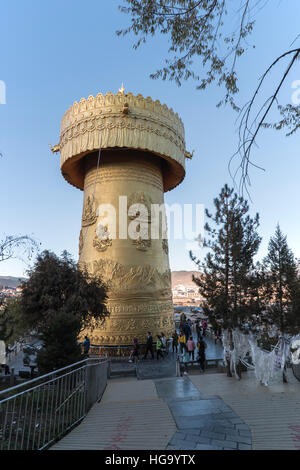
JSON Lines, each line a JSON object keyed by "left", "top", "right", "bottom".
{"left": 168, "top": 399, "right": 232, "bottom": 417}
{"left": 154, "top": 377, "right": 202, "bottom": 402}
{"left": 136, "top": 353, "right": 177, "bottom": 380}
{"left": 154, "top": 377, "right": 252, "bottom": 451}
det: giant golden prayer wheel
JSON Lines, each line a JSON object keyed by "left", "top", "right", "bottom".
{"left": 53, "top": 89, "right": 189, "bottom": 345}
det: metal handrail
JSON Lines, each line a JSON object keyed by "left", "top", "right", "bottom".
{"left": 0, "top": 359, "right": 92, "bottom": 398}
{"left": 0, "top": 357, "right": 109, "bottom": 450}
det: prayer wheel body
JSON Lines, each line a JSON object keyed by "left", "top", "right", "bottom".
{"left": 54, "top": 91, "right": 187, "bottom": 345}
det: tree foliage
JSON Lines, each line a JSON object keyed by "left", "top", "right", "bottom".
{"left": 262, "top": 225, "right": 300, "bottom": 334}
{"left": 19, "top": 250, "right": 109, "bottom": 373}
{"left": 118, "top": 0, "right": 257, "bottom": 109}
{"left": 36, "top": 310, "right": 83, "bottom": 374}
{"left": 0, "top": 301, "right": 13, "bottom": 343}
{"left": 0, "top": 297, "right": 28, "bottom": 345}
{"left": 20, "top": 250, "right": 108, "bottom": 333}
{"left": 190, "top": 184, "right": 261, "bottom": 329}
{"left": 118, "top": 1, "right": 300, "bottom": 192}
{"left": 264, "top": 102, "right": 300, "bottom": 137}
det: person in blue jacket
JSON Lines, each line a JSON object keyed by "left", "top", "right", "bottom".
{"left": 83, "top": 336, "right": 90, "bottom": 356}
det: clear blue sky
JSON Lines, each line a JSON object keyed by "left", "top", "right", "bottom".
{"left": 1, "top": 0, "right": 300, "bottom": 277}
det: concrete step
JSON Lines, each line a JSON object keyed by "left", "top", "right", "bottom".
{"left": 180, "top": 359, "right": 224, "bottom": 368}
{"left": 109, "top": 368, "right": 136, "bottom": 378}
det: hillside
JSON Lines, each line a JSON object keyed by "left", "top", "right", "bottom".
{"left": 171, "top": 271, "right": 199, "bottom": 288}
{"left": 0, "top": 276, "right": 27, "bottom": 288}
{"left": 1, "top": 272, "right": 200, "bottom": 290}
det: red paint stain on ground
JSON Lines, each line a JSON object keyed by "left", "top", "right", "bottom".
{"left": 103, "top": 416, "right": 134, "bottom": 450}
{"left": 288, "top": 425, "right": 300, "bottom": 449}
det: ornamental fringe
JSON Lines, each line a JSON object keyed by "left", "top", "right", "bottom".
{"left": 60, "top": 117, "right": 186, "bottom": 172}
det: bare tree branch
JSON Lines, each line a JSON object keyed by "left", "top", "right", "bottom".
{"left": 0, "top": 235, "right": 40, "bottom": 264}
{"left": 231, "top": 49, "right": 300, "bottom": 196}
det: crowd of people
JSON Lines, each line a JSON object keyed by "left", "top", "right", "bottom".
{"left": 126, "top": 329, "right": 207, "bottom": 374}
{"left": 83, "top": 313, "right": 222, "bottom": 376}
{"left": 129, "top": 331, "right": 169, "bottom": 362}
{"left": 125, "top": 313, "right": 221, "bottom": 374}
{"left": 175, "top": 313, "right": 209, "bottom": 373}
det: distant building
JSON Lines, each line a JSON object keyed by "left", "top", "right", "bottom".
{"left": 172, "top": 282, "right": 203, "bottom": 306}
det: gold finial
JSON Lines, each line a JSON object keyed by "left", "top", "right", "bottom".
{"left": 185, "top": 150, "right": 194, "bottom": 159}
{"left": 118, "top": 83, "right": 125, "bottom": 94}
{"left": 49, "top": 143, "right": 60, "bottom": 154}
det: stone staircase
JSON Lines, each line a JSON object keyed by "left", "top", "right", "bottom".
{"left": 179, "top": 358, "right": 225, "bottom": 375}
{"left": 108, "top": 358, "right": 137, "bottom": 379}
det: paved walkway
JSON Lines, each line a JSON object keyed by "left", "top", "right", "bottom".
{"left": 137, "top": 352, "right": 177, "bottom": 379}
{"left": 52, "top": 367, "right": 300, "bottom": 451}
{"left": 51, "top": 378, "right": 176, "bottom": 450}
{"left": 51, "top": 375, "right": 251, "bottom": 451}
{"left": 50, "top": 332, "right": 300, "bottom": 451}
{"left": 190, "top": 368, "right": 300, "bottom": 450}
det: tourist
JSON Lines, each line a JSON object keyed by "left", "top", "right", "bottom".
{"left": 172, "top": 331, "right": 178, "bottom": 353}
{"left": 128, "top": 338, "right": 140, "bottom": 363}
{"left": 202, "top": 319, "right": 207, "bottom": 337}
{"left": 143, "top": 331, "right": 154, "bottom": 359}
{"left": 178, "top": 330, "right": 186, "bottom": 354}
{"left": 187, "top": 336, "right": 196, "bottom": 361}
{"left": 180, "top": 311, "right": 186, "bottom": 325}
{"left": 160, "top": 332, "right": 167, "bottom": 356}
{"left": 156, "top": 335, "right": 164, "bottom": 360}
{"left": 197, "top": 336, "right": 207, "bottom": 372}
{"left": 196, "top": 320, "right": 202, "bottom": 341}
{"left": 215, "top": 324, "right": 222, "bottom": 344}
{"left": 183, "top": 320, "right": 191, "bottom": 342}
{"left": 182, "top": 343, "right": 190, "bottom": 375}
{"left": 83, "top": 336, "right": 90, "bottom": 356}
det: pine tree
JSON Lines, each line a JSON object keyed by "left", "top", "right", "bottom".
{"left": 262, "top": 225, "right": 300, "bottom": 335}
{"left": 190, "top": 184, "right": 261, "bottom": 377}
{"left": 191, "top": 184, "right": 261, "bottom": 328}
